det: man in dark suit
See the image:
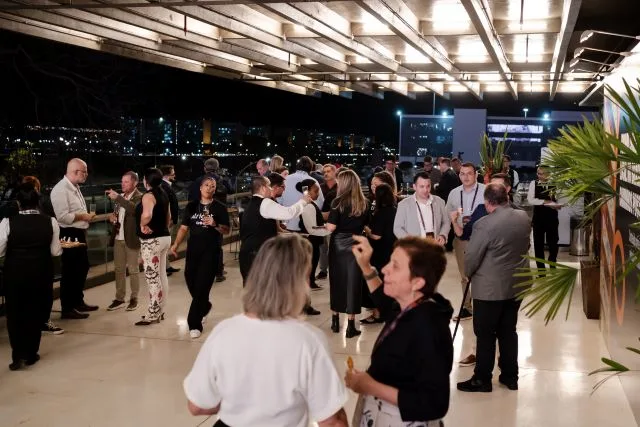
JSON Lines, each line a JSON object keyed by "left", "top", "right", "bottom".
{"left": 457, "top": 183, "right": 531, "bottom": 393}
{"left": 384, "top": 155, "right": 403, "bottom": 192}
{"left": 160, "top": 165, "right": 180, "bottom": 275}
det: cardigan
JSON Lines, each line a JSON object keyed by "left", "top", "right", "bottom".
{"left": 367, "top": 286, "right": 453, "bottom": 421}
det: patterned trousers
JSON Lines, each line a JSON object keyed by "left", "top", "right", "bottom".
{"left": 140, "top": 236, "right": 171, "bottom": 320}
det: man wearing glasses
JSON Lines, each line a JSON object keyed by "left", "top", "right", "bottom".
{"left": 50, "top": 158, "right": 98, "bottom": 319}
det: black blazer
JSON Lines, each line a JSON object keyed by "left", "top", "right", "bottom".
{"left": 368, "top": 286, "right": 454, "bottom": 421}
{"left": 161, "top": 181, "right": 179, "bottom": 225}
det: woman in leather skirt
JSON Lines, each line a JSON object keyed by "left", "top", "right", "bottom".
{"left": 326, "top": 169, "right": 369, "bottom": 338}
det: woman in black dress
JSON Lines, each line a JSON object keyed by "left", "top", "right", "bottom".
{"left": 135, "top": 168, "right": 172, "bottom": 326}
{"left": 0, "top": 183, "right": 62, "bottom": 370}
{"left": 326, "top": 169, "right": 369, "bottom": 338}
{"left": 361, "top": 183, "right": 397, "bottom": 324}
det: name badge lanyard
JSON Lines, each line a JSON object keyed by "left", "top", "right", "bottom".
{"left": 416, "top": 200, "right": 435, "bottom": 237}
{"left": 460, "top": 185, "right": 480, "bottom": 215}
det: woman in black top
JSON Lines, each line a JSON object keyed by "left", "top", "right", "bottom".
{"left": 171, "top": 177, "right": 230, "bottom": 338}
{"left": 326, "top": 169, "right": 369, "bottom": 338}
{"left": 346, "top": 235, "right": 453, "bottom": 425}
{"left": 135, "top": 168, "right": 171, "bottom": 326}
{"left": 361, "top": 183, "right": 397, "bottom": 324}
{"left": 296, "top": 179, "right": 331, "bottom": 290}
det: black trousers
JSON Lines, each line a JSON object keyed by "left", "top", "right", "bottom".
{"left": 308, "top": 238, "right": 321, "bottom": 287}
{"left": 217, "top": 247, "right": 224, "bottom": 277}
{"left": 59, "top": 227, "right": 90, "bottom": 312}
{"left": 6, "top": 274, "right": 52, "bottom": 362}
{"left": 533, "top": 219, "right": 559, "bottom": 269}
{"left": 238, "top": 248, "right": 257, "bottom": 286}
{"left": 473, "top": 298, "right": 521, "bottom": 383}
{"left": 185, "top": 245, "right": 219, "bottom": 331}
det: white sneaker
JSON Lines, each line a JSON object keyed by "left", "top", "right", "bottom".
{"left": 189, "top": 329, "right": 202, "bottom": 339}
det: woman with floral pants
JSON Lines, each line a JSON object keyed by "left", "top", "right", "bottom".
{"left": 135, "top": 168, "right": 172, "bottom": 326}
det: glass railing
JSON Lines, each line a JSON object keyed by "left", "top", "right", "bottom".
{"left": 84, "top": 192, "right": 251, "bottom": 280}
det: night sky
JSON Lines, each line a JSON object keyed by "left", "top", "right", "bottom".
{"left": 1, "top": 30, "right": 598, "bottom": 141}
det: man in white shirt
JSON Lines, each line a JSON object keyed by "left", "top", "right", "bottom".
{"left": 446, "top": 162, "right": 486, "bottom": 320}
{"left": 502, "top": 155, "right": 520, "bottom": 191}
{"left": 106, "top": 172, "right": 143, "bottom": 312}
{"left": 394, "top": 171, "right": 449, "bottom": 244}
{"left": 50, "top": 158, "right": 97, "bottom": 319}
{"left": 239, "top": 176, "right": 311, "bottom": 283}
{"left": 280, "top": 156, "right": 324, "bottom": 231}
{"left": 527, "top": 166, "right": 565, "bottom": 269}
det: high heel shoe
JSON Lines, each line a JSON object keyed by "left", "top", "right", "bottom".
{"left": 135, "top": 313, "right": 165, "bottom": 326}
{"left": 331, "top": 314, "right": 340, "bottom": 333}
{"left": 345, "top": 319, "right": 361, "bottom": 338}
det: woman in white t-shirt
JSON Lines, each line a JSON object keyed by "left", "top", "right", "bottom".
{"left": 183, "top": 233, "right": 349, "bottom": 427}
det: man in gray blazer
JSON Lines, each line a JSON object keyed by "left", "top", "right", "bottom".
{"left": 457, "top": 183, "right": 531, "bottom": 393}
{"left": 394, "top": 171, "right": 450, "bottom": 245}
{"left": 106, "top": 171, "right": 143, "bottom": 312}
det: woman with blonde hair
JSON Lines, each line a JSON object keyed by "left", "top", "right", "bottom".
{"left": 269, "top": 155, "right": 284, "bottom": 172}
{"left": 326, "top": 169, "right": 369, "bottom": 338}
{"left": 184, "top": 233, "right": 348, "bottom": 427}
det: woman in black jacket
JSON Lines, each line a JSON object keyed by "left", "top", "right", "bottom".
{"left": 346, "top": 235, "right": 453, "bottom": 425}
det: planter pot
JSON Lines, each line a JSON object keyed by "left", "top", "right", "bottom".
{"left": 580, "top": 260, "right": 601, "bottom": 319}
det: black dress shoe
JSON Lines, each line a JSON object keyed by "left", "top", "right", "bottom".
{"left": 316, "top": 271, "right": 328, "bottom": 280}
{"left": 9, "top": 360, "right": 24, "bottom": 371}
{"left": 457, "top": 377, "right": 492, "bottom": 393}
{"left": 167, "top": 266, "right": 180, "bottom": 273}
{"left": 25, "top": 354, "right": 40, "bottom": 366}
{"left": 304, "top": 306, "right": 321, "bottom": 316}
{"left": 61, "top": 309, "right": 89, "bottom": 319}
{"left": 499, "top": 377, "right": 518, "bottom": 390}
{"left": 76, "top": 302, "right": 99, "bottom": 312}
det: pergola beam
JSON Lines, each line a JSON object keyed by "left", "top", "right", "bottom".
{"left": 357, "top": 0, "right": 482, "bottom": 99}
{"left": 192, "top": 3, "right": 384, "bottom": 98}
{"left": 460, "top": 0, "right": 517, "bottom": 99}
{"left": 549, "top": 0, "right": 582, "bottom": 100}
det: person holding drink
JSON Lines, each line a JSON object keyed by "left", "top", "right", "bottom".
{"left": 105, "top": 171, "right": 143, "bottom": 312}
{"left": 345, "top": 234, "right": 453, "bottom": 426}
{"left": 171, "top": 177, "right": 230, "bottom": 338}
{"left": 50, "top": 158, "right": 99, "bottom": 319}
{"left": 445, "top": 162, "right": 485, "bottom": 321}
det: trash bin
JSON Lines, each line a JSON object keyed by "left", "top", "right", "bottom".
{"left": 570, "top": 216, "right": 590, "bottom": 256}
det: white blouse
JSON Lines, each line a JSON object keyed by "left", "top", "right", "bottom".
{"left": 184, "top": 314, "right": 347, "bottom": 427}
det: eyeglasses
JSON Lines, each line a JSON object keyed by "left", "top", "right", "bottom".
{"left": 74, "top": 170, "right": 88, "bottom": 175}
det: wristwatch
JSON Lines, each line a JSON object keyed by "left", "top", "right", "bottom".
{"left": 363, "top": 267, "right": 379, "bottom": 281}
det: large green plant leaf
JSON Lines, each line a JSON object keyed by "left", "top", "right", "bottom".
{"left": 514, "top": 258, "right": 579, "bottom": 325}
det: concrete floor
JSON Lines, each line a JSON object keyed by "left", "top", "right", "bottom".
{"left": 0, "top": 246, "right": 636, "bottom": 427}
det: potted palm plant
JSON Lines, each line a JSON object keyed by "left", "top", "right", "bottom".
{"left": 479, "top": 133, "right": 507, "bottom": 184}
{"left": 515, "top": 78, "right": 640, "bottom": 386}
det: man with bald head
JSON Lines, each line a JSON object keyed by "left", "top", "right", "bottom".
{"left": 50, "top": 158, "right": 98, "bottom": 319}
{"left": 256, "top": 159, "right": 270, "bottom": 177}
